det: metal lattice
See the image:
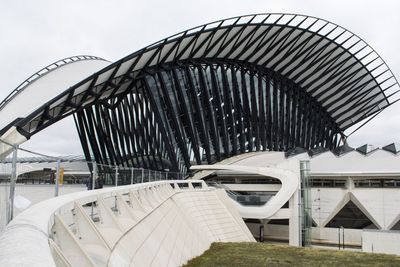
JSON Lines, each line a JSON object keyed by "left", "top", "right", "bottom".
{"left": 75, "top": 61, "right": 341, "bottom": 172}
{"left": 0, "top": 13, "right": 396, "bottom": 171}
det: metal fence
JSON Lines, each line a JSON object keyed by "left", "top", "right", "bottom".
{"left": 87, "top": 161, "right": 184, "bottom": 189}
{"left": 0, "top": 139, "right": 185, "bottom": 232}
{"left": 0, "top": 141, "right": 15, "bottom": 231}
{"left": 300, "top": 160, "right": 312, "bottom": 247}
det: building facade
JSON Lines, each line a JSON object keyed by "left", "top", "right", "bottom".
{"left": 0, "top": 14, "right": 398, "bottom": 174}
{"left": 0, "top": 13, "right": 399, "bottom": 253}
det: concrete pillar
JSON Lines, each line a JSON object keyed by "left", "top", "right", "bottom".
{"left": 346, "top": 176, "right": 355, "bottom": 190}
{"left": 289, "top": 187, "right": 301, "bottom": 246}
{"left": 288, "top": 159, "right": 301, "bottom": 246}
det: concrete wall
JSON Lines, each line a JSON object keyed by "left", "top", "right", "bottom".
{"left": 246, "top": 222, "right": 289, "bottom": 241}
{"left": 0, "top": 180, "right": 254, "bottom": 267}
{"left": 107, "top": 189, "right": 252, "bottom": 267}
{"left": 312, "top": 227, "right": 362, "bottom": 247}
{"left": 362, "top": 230, "right": 400, "bottom": 255}
{"left": 246, "top": 223, "right": 363, "bottom": 247}
{"left": 311, "top": 188, "right": 400, "bottom": 230}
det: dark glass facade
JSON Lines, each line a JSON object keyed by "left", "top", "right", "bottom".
{"left": 75, "top": 61, "right": 341, "bottom": 172}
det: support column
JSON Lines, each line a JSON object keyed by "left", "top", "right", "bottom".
{"left": 289, "top": 188, "right": 301, "bottom": 246}
{"left": 115, "top": 166, "right": 119, "bottom": 187}
{"left": 91, "top": 161, "right": 97, "bottom": 190}
{"left": 288, "top": 160, "right": 301, "bottom": 246}
{"left": 54, "top": 159, "right": 61, "bottom": 197}
{"left": 7, "top": 144, "right": 18, "bottom": 223}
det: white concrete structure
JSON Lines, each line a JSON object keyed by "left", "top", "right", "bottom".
{"left": 5, "top": 147, "right": 400, "bottom": 254}
{"left": 291, "top": 148, "right": 400, "bottom": 232}
{"left": 192, "top": 161, "right": 302, "bottom": 246}
{"left": 192, "top": 149, "right": 400, "bottom": 253}
{"left": 0, "top": 56, "right": 109, "bottom": 158}
{"left": 362, "top": 230, "right": 400, "bottom": 255}
{"left": 0, "top": 180, "right": 254, "bottom": 266}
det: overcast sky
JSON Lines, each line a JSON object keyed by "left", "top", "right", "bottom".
{"left": 0, "top": 0, "right": 399, "bottom": 157}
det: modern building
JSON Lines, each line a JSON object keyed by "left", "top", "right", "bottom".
{"left": 0, "top": 14, "right": 398, "bottom": 172}
{"left": 192, "top": 144, "right": 400, "bottom": 251}
{"left": 0, "top": 13, "right": 400, "bottom": 262}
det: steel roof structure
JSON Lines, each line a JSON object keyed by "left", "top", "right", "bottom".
{"left": 0, "top": 55, "right": 106, "bottom": 114}
{"left": 0, "top": 13, "right": 398, "bottom": 171}
{"left": 0, "top": 55, "right": 109, "bottom": 136}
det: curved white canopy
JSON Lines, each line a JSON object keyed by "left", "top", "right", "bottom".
{"left": 0, "top": 14, "right": 398, "bottom": 158}
{"left": 0, "top": 56, "right": 108, "bottom": 131}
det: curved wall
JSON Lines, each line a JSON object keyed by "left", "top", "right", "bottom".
{"left": 0, "top": 180, "right": 254, "bottom": 267}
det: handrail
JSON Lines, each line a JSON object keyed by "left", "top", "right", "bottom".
{"left": 0, "top": 180, "right": 208, "bottom": 267}
{"left": 208, "top": 181, "right": 273, "bottom": 206}
{"left": 207, "top": 181, "right": 240, "bottom": 196}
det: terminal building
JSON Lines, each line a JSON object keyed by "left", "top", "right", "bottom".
{"left": 0, "top": 13, "right": 400, "bottom": 265}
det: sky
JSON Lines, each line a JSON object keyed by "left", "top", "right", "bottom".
{"left": 0, "top": 0, "right": 399, "bottom": 157}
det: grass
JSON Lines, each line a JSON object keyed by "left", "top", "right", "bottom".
{"left": 184, "top": 242, "right": 400, "bottom": 267}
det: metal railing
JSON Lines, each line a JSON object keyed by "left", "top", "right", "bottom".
{"left": 0, "top": 180, "right": 208, "bottom": 267}
{"left": 0, "top": 137, "right": 185, "bottom": 230}
{"left": 207, "top": 181, "right": 273, "bottom": 206}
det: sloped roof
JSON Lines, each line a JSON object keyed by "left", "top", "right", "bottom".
{"left": 382, "top": 143, "right": 400, "bottom": 154}
{"left": 356, "top": 144, "right": 378, "bottom": 154}
{"left": 290, "top": 143, "right": 400, "bottom": 174}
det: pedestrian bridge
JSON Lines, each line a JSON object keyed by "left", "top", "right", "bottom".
{"left": 0, "top": 180, "right": 254, "bottom": 267}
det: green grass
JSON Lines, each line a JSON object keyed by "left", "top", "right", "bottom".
{"left": 184, "top": 242, "right": 400, "bottom": 267}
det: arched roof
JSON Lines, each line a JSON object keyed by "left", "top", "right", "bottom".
{"left": 2, "top": 13, "right": 399, "bottom": 141}
{"left": 0, "top": 55, "right": 106, "bottom": 112}
{"left": 0, "top": 55, "right": 109, "bottom": 133}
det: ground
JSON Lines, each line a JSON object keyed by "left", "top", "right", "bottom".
{"left": 184, "top": 242, "right": 400, "bottom": 267}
